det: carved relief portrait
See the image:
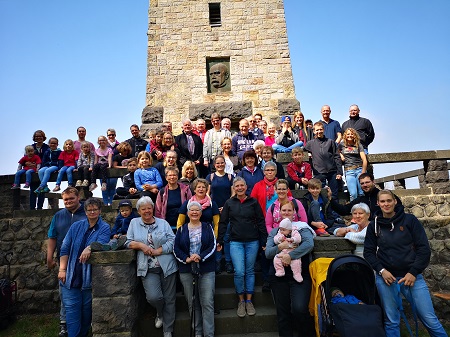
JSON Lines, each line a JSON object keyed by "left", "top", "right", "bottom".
{"left": 207, "top": 61, "right": 231, "bottom": 93}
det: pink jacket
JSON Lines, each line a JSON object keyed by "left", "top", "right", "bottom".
{"left": 155, "top": 182, "right": 192, "bottom": 219}
{"left": 265, "top": 197, "right": 307, "bottom": 234}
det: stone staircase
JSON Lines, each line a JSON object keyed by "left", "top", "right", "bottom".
{"left": 137, "top": 272, "right": 278, "bottom": 337}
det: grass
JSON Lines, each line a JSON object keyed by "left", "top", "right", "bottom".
{"left": 0, "top": 314, "right": 59, "bottom": 337}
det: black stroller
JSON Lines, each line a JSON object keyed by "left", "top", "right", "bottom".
{"left": 0, "top": 252, "right": 17, "bottom": 330}
{"left": 319, "top": 255, "right": 384, "bottom": 337}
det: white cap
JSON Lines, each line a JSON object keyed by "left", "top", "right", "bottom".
{"left": 279, "top": 218, "right": 292, "bottom": 230}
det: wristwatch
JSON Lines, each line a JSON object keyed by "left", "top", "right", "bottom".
{"left": 379, "top": 268, "right": 385, "bottom": 276}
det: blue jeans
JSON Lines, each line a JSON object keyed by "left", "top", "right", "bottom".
{"left": 230, "top": 240, "right": 259, "bottom": 295}
{"left": 315, "top": 171, "right": 338, "bottom": 200}
{"left": 59, "top": 284, "right": 66, "bottom": 322}
{"left": 141, "top": 270, "right": 176, "bottom": 333}
{"left": 345, "top": 166, "right": 363, "bottom": 201}
{"left": 375, "top": 274, "right": 447, "bottom": 337}
{"left": 180, "top": 271, "right": 215, "bottom": 337}
{"left": 272, "top": 141, "right": 304, "bottom": 153}
{"left": 14, "top": 169, "right": 35, "bottom": 185}
{"left": 56, "top": 166, "right": 75, "bottom": 185}
{"left": 60, "top": 287, "right": 92, "bottom": 337}
{"left": 38, "top": 166, "right": 59, "bottom": 188}
{"left": 101, "top": 178, "right": 117, "bottom": 205}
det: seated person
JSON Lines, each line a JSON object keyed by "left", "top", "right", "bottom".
{"left": 300, "top": 178, "right": 344, "bottom": 237}
{"left": 114, "top": 158, "right": 140, "bottom": 199}
{"left": 144, "top": 129, "right": 156, "bottom": 153}
{"left": 286, "top": 147, "right": 312, "bottom": 189}
{"left": 331, "top": 287, "right": 364, "bottom": 305}
{"left": 273, "top": 218, "right": 303, "bottom": 283}
{"left": 272, "top": 116, "right": 303, "bottom": 153}
{"left": 257, "top": 146, "right": 285, "bottom": 180}
{"left": 113, "top": 142, "right": 133, "bottom": 168}
{"left": 150, "top": 129, "right": 164, "bottom": 162}
{"left": 253, "top": 140, "right": 265, "bottom": 163}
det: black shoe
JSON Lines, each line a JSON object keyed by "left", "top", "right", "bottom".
{"left": 90, "top": 242, "right": 111, "bottom": 252}
{"left": 112, "top": 236, "right": 127, "bottom": 251}
{"left": 225, "top": 262, "right": 234, "bottom": 274}
{"left": 215, "top": 263, "right": 222, "bottom": 274}
{"left": 262, "top": 281, "right": 271, "bottom": 293}
{"left": 58, "top": 322, "right": 68, "bottom": 337}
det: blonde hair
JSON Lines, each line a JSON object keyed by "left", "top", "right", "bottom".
{"left": 137, "top": 151, "right": 152, "bottom": 168}
{"left": 342, "top": 128, "right": 361, "bottom": 147}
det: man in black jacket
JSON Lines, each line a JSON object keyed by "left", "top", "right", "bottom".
{"left": 341, "top": 104, "right": 375, "bottom": 153}
{"left": 328, "top": 173, "right": 402, "bottom": 220}
{"left": 125, "top": 124, "right": 148, "bottom": 157}
{"left": 175, "top": 119, "right": 204, "bottom": 174}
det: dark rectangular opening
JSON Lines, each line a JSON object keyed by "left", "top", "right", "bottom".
{"left": 209, "top": 3, "right": 221, "bottom": 27}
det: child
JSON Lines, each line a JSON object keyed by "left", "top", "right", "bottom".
{"left": 286, "top": 147, "right": 312, "bottom": 190}
{"left": 12, "top": 145, "right": 41, "bottom": 189}
{"left": 145, "top": 129, "right": 156, "bottom": 153}
{"left": 75, "top": 141, "right": 95, "bottom": 187}
{"left": 91, "top": 200, "right": 138, "bottom": 251}
{"left": 35, "top": 138, "right": 61, "bottom": 193}
{"left": 273, "top": 218, "right": 303, "bottom": 283}
{"left": 134, "top": 151, "right": 163, "bottom": 202}
{"left": 89, "top": 136, "right": 113, "bottom": 192}
{"left": 54, "top": 139, "right": 79, "bottom": 191}
{"left": 273, "top": 116, "right": 304, "bottom": 153}
{"left": 330, "top": 287, "right": 364, "bottom": 305}
{"left": 114, "top": 157, "right": 139, "bottom": 199}
{"left": 112, "top": 142, "right": 133, "bottom": 168}
{"left": 300, "top": 178, "right": 344, "bottom": 237}
{"left": 150, "top": 129, "right": 164, "bottom": 161}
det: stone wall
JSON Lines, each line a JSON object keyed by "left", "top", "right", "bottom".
{"left": 144, "top": 0, "right": 297, "bottom": 133}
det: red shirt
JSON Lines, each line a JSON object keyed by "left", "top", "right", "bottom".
{"left": 18, "top": 154, "right": 41, "bottom": 170}
{"left": 58, "top": 150, "right": 79, "bottom": 167}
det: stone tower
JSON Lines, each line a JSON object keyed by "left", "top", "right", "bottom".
{"left": 141, "top": 0, "right": 299, "bottom": 133}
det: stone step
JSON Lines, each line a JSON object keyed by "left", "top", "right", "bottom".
{"left": 214, "top": 271, "right": 265, "bottom": 289}
{"left": 138, "top": 306, "right": 278, "bottom": 336}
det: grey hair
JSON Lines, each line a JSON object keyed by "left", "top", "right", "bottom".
{"left": 264, "top": 161, "right": 277, "bottom": 172}
{"left": 351, "top": 202, "right": 370, "bottom": 215}
{"left": 187, "top": 201, "right": 202, "bottom": 212}
{"left": 84, "top": 198, "right": 103, "bottom": 211}
{"left": 232, "top": 176, "right": 247, "bottom": 187}
{"left": 136, "top": 196, "right": 154, "bottom": 210}
{"left": 253, "top": 140, "right": 265, "bottom": 149}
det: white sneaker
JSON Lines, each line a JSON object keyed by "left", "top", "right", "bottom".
{"left": 155, "top": 316, "right": 163, "bottom": 329}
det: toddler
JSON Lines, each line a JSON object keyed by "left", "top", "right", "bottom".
{"left": 273, "top": 218, "right": 303, "bottom": 283}
{"left": 114, "top": 158, "right": 140, "bottom": 199}
{"left": 75, "top": 141, "right": 95, "bottom": 187}
{"left": 12, "top": 145, "right": 41, "bottom": 189}
{"left": 90, "top": 136, "right": 113, "bottom": 192}
{"left": 35, "top": 138, "right": 61, "bottom": 193}
{"left": 330, "top": 287, "right": 364, "bottom": 305}
{"left": 145, "top": 129, "right": 157, "bottom": 153}
{"left": 54, "top": 139, "right": 79, "bottom": 191}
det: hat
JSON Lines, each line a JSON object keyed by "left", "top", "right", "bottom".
{"left": 281, "top": 116, "right": 291, "bottom": 123}
{"left": 119, "top": 200, "right": 133, "bottom": 208}
{"left": 279, "top": 218, "right": 292, "bottom": 230}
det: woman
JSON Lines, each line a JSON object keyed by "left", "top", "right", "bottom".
{"left": 179, "top": 160, "right": 198, "bottom": 194}
{"left": 103, "top": 128, "right": 121, "bottom": 205}
{"left": 58, "top": 198, "right": 110, "bottom": 337}
{"left": 265, "top": 200, "right": 316, "bottom": 337}
{"left": 334, "top": 203, "right": 370, "bottom": 258}
{"left": 152, "top": 132, "right": 180, "bottom": 162}
{"left": 292, "top": 110, "right": 313, "bottom": 144}
{"left": 221, "top": 137, "right": 239, "bottom": 175}
{"left": 259, "top": 119, "right": 268, "bottom": 137}
{"left": 134, "top": 151, "right": 163, "bottom": 202}
{"left": 236, "top": 150, "right": 264, "bottom": 195}
{"left": 126, "top": 196, "right": 177, "bottom": 337}
{"left": 338, "top": 128, "right": 368, "bottom": 201}
{"left": 155, "top": 166, "right": 192, "bottom": 232}
{"left": 258, "top": 146, "right": 285, "bottom": 179}
{"left": 264, "top": 122, "right": 277, "bottom": 147}
{"left": 30, "top": 130, "right": 50, "bottom": 210}
{"left": 173, "top": 201, "right": 216, "bottom": 337}
{"left": 177, "top": 179, "right": 220, "bottom": 237}
{"left": 217, "top": 177, "right": 267, "bottom": 317}
{"left": 265, "top": 179, "right": 307, "bottom": 234}
{"left": 251, "top": 161, "right": 290, "bottom": 218}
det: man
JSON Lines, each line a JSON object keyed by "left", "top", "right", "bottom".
{"left": 162, "top": 121, "right": 173, "bottom": 133}
{"left": 209, "top": 63, "right": 230, "bottom": 92}
{"left": 341, "top": 104, "right": 375, "bottom": 153}
{"left": 47, "top": 187, "right": 87, "bottom": 337}
{"left": 303, "top": 122, "right": 342, "bottom": 199}
{"left": 203, "top": 113, "right": 231, "bottom": 171}
{"left": 193, "top": 119, "right": 207, "bottom": 143}
{"left": 126, "top": 124, "right": 148, "bottom": 157}
{"left": 273, "top": 116, "right": 304, "bottom": 153}
{"left": 74, "top": 126, "right": 95, "bottom": 153}
{"left": 247, "top": 115, "right": 265, "bottom": 139}
{"left": 318, "top": 105, "right": 342, "bottom": 143}
{"left": 232, "top": 119, "right": 261, "bottom": 160}
{"left": 175, "top": 119, "right": 203, "bottom": 173}
{"left": 328, "top": 172, "right": 402, "bottom": 220}
{"left": 364, "top": 190, "right": 447, "bottom": 337}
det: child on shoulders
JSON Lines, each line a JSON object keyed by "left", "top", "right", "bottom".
{"left": 12, "top": 145, "right": 41, "bottom": 189}
{"left": 53, "top": 139, "right": 78, "bottom": 192}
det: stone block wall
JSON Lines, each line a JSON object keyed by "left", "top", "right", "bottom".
{"left": 144, "top": 0, "right": 297, "bottom": 132}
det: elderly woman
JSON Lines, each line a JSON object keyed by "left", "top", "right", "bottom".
{"left": 265, "top": 200, "right": 316, "bottom": 336}
{"left": 177, "top": 179, "right": 220, "bottom": 237}
{"left": 174, "top": 201, "right": 216, "bottom": 337}
{"left": 218, "top": 177, "right": 267, "bottom": 317}
{"left": 334, "top": 202, "right": 370, "bottom": 258}
{"left": 155, "top": 166, "right": 192, "bottom": 232}
{"left": 58, "top": 198, "right": 110, "bottom": 337}
{"left": 179, "top": 160, "right": 198, "bottom": 193}
{"left": 126, "top": 196, "right": 177, "bottom": 337}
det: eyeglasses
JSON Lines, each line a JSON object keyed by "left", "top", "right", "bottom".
{"left": 87, "top": 208, "right": 100, "bottom": 213}
{"left": 107, "top": 134, "right": 115, "bottom": 137}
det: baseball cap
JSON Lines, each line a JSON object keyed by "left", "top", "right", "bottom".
{"left": 281, "top": 116, "right": 291, "bottom": 123}
{"left": 119, "top": 200, "right": 133, "bottom": 208}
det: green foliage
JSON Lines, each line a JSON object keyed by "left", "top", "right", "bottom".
{"left": 0, "top": 314, "right": 58, "bottom": 337}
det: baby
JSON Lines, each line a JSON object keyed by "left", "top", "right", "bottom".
{"left": 330, "top": 287, "right": 364, "bottom": 305}
{"left": 273, "top": 218, "right": 303, "bottom": 283}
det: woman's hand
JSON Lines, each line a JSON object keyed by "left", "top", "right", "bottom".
{"left": 58, "top": 270, "right": 66, "bottom": 284}
{"left": 190, "top": 254, "right": 201, "bottom": 263}
{"left": 216, "top": 243, "right": 223, "bottom": 252}
{"left": 79, "top": 247, "right": 91, "bottom": 263}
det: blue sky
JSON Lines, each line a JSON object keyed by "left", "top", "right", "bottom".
{"left": 1, "top": 0, "right": 449, "bottom": 188}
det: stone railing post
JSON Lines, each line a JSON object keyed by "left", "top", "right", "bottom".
{"left": 423, "top": 160, "right": 450, "bottom": 194}
{"left": 89, "top": 250, "right": 144, "bottom": 337}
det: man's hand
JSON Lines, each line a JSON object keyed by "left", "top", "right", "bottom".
{"left": 381, "top": 269, "right": 396, "bottom": 286}
{"left": 47, "top": 259, "right": 56, "bottom": 270}
{"left": 399, "top": 273, "right": 416, "bottom": 287}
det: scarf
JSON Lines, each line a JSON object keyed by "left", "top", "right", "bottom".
{"left": 245, "top": 166, "right": 255, "bottom": 174}
{"left": 264, "top": 177, "right": 277, "bottom": 200}
{"left": 191, "top": 194, "right": 211, "bottom": 210}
